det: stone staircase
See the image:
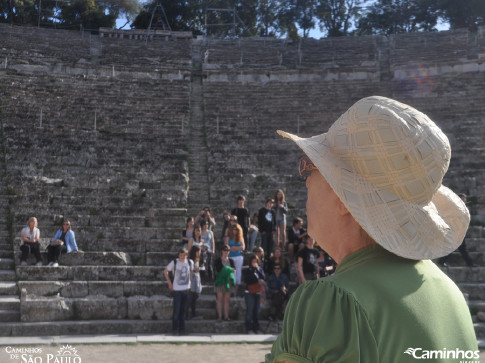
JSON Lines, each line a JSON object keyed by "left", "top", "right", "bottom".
{"left": 0, "top": 109, "right": 20, "bottom": 324}
{"left": 187, "top": 40, "right": 211, "bottom": 217}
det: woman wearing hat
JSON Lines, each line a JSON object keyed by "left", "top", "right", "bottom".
{"left": 266, "top": 96, "right": 477, "bottom": 362}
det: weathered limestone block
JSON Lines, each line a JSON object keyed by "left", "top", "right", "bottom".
{"left": 88, "top": 281, "right": 124, "bottom": 297}
{"left": 71, "top": 266, "right": 101, "bottom": 281}
{"left": 131, "top": 266, "right": 164, "bottom": 281}
{"left": 97, "top": 266, "right": 131, "bottom": 281}
{"left": 103, "top": 239, "right": 147, "bottom": 253}
{"left": 60, "top": 281, "right": 89, "bottom": 298}
{"left": 18, "top": 281, "right": 89, "bottom": 298}
{"left": 126, "top": 295, "right": 172, "bottom": 320}
{"left": 17, "top": 266, "right": 70, "bottom": 281}
{"left": 123, "top": 281, "right": 165, "bottom": 297}
{"left": 86, "top": 252, "right": 132, "bottom": 266}
{"left": 21, "top": 297, "right": 72, "bottom": 322}
{"left": 72, "top": 297, "right": 127, "bottom": 320}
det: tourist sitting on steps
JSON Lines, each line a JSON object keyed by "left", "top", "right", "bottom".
{"left": 47, "top": 219, "right": 83, "bottom": 267}
{"left": 20, "top": 216, "right": 42, "bottom": 266}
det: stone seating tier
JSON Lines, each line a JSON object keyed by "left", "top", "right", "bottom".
{"left": 0, "top": 24, "right": 193, "bottom": 73}
{"left": 389, "top": 29, "right": 469, "bottom": 67}
{"left": 1, "top": 75, "right": 190, "bottom": 134}
{"left": 0, "top": 317, "right": 281, "bottom": 337}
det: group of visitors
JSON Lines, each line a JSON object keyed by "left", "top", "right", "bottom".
{"left": 19, "top": 217, "right": 83, "bottom": 266}
{"left": 166, "top": 193, "right": 338, "bottom": 336}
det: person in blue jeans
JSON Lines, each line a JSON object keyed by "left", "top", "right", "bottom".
{"left": 244, "top": 254, "right": 265, "bottom": 334}
{"left": 164, "top": 248, "right": 194, "bottom": 335}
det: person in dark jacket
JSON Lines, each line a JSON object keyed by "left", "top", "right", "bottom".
{"left": 244, "top": 253, "right": 265, "bottom": 334}
{"left": 258, "top": 198, "right": 275, "bottom": 260}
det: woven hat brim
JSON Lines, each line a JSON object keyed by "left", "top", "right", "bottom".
{"left": 277, "top": 130, "right": 470, "bottom": 260}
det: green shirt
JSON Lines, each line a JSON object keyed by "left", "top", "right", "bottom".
{"left": 266, "top": 245, "right": 477, "bottom": 363}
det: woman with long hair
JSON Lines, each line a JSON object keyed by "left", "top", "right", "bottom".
{"left": 227, "top": 224, "right": 245, "bottom": 296}
{"left": 273, "top": 189, "right": 288, "bottom": 250}
{"left": 214, "top": 245, "right": 235, "bottom": 321}
{"left": 181, "top": 217, "right": 195, "bottom": 249}
{"left": 188, "top": 224, "right": 207, "bottom": 282}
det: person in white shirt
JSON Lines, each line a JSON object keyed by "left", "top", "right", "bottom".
{"left": 164, "top": 248, "right": 194, "bottom": 335}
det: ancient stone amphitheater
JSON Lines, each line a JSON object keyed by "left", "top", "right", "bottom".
{"left": 0, "top": 24, "right": 484, "bottom": 339}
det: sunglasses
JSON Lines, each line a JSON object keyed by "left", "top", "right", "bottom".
{"left": 299, "top": 156, "right": 318, "bottom": 177}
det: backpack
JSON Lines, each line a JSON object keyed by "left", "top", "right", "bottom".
{"left": 168, "top": 259, "right": 177, "bottom": 283}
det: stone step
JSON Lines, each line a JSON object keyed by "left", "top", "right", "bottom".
{"left": 12, "top": 214, "right": 186, "bottom": 229}
{"left": 16, "top": 266, "right": 165, "bottom": 281}
{"left": 18, "top": 280, "right": 216, "bottom": 299}
{"left": 14, "top": 251, "right": 132, "bottom": 266}
{"left": 0, "top": 258, "right": 14, "bottom": 269}
{"left": 459, "top": 283, "right": 485, "bottom": 300}
{"left": 0, "top": 296, "right": 20, "bottom": 310}
{"left": 0, "top": 282, "right": 18, "bottom": 295}
{"left": 0, "top": 310, "right": 20, "bottom": 323}
{"left": 0, "top": 270, "right": 16, "bottom": 281}
{"left": 0, "top": 250, "right": 14, "bottom": 259}
{"left": 475, "top": 322, "right": 485, "bottom": 339}
{"left": 12, "top": 237, "right": 183, "bottom": 254}
{"left": 0, "top": 318, "right": 282, "bottom": 337}
{"left": 19, "top": 295, "right": 249, "bottom": 322}
{"left": 440, "top": 266, "right": 485, "bottom": 283}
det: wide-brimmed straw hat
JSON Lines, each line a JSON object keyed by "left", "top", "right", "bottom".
{"left": 278, "top": 96, "right": 469, "bottom": 260}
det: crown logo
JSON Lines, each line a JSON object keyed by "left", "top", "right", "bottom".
{"left": 57, "top": 345, "right": 79, "bottom": 357}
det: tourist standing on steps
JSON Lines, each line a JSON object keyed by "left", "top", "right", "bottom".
{"left": 266, "top": 246, "right": 290, "bottom": 277}
{"left": 227, "top": 224, "right": 245, "bottom": 296}
{"left": 296, "top": 235, "right": 320, "bottom": 285}
{"left": 231, "top": 195, "right": 250, "bottom": 249}
{"left": 244, "top": 253, "right": 265, "bottom": 334}
{"left": 258, "top": 198, "right": 275, "bottom": 260}
{"left": 247, "top": 213, "right": 260, "bottom": 251}
{"left": 267, "top": 96, "right": 477, "bottom": 362}
{"left": 273, "top": 189, "right": 288, "bottom": 250}
{"left": 287, "top": 217, "right": 307, "bottom": 261}
{"left": 188, "top": 224, "right": 207, "bottom": 282}
{"left": 164, "top": 248, "right": 193, "bottom": 336}
{"left": 200, "top": 220, "right": 215, "bottom": 282}
{"left": 266, "top": 263, "right": 290, "bottom": 321}
{"left": 214, "top": 245, "right": 235, "bottom": 322}
{"left": 47, "top": 219, "right": 82, "bottom": 267}
{"left": 181, "top": 217, "right": 194, "bottom": 249}
{"left": 196, "top": 206, "right": 216, "bottom": 231}
{"left": 20, "top": 216, "right": 42, "bottom": 266}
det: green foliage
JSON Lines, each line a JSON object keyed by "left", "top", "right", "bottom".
{"left": 356, "top": 0, "right": 439, "bottom": 35}
{"left": 316, "top": 0, "right": 362, "bottom": 37}
{"left": 0, "top": 0, "right": 140, "bottom": 29}
{"left": 437, "top": 0, "right": 485, "bottom": 31}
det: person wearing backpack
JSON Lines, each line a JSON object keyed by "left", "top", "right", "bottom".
{"left": 164, "top": 248, "right": 194, "bottom": 335}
